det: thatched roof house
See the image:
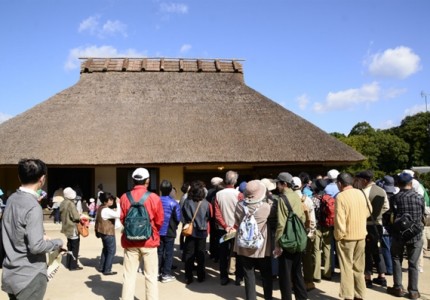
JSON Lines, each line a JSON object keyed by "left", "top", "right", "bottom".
{"left": 0, "top": 58, "right": 363, "bottom": 199}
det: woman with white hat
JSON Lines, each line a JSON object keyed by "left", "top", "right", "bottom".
{"left": 60, "top": 187, "right": 83, "bottom": 271}
{"left": 233, "top": 180, "right": 273, "bottom": 300}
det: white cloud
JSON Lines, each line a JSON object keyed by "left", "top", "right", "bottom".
{"left": 313, "top": 82, "right": 380, "bottom": 113}
{"left": 78, "top": 16, "right": 128, "bottom": 38}
{"left": 180, "top": 44, "right": 192, "bottom": 54}
{"left": 367, "top": 46, "right": 421, "bottom": 79}
{"left": 296, "top": 94, "right": 309, "bottom": 110}
{"left": 160, "top": 3, "right": 188, "bottom": 14}
{"left": 382, "top": 87, "right": 407, "bottom": 99}
{"left": 78, "top": 16, "right": 99, "bottom": 34}
{"left": 64, "top": 46, "right": 147, "bottom": 71}
{"left": 0, "top": 112, "right": 12, "bottom": 124}
{"left": 405, "top": 104, "right": 427, "bottom": 116}
{"left": 102, "top": 20, "right": 128, "bottom": 38}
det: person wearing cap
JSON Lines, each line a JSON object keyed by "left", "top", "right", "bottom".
{"left": 354, "top": 170, "right": 389, "bottom": 288}
{"left": 292, "top": 176, "right": 317, "bottom": 291}
{"left": 1, "top": 159, "right": 64, "bottom": 300}
{"left": 403, "top": 169, "right": 425, "bottom": 196}
{"left": 334, "top": 172, "right": 371, "bottom": 300}
{"left": 233, "top": 180, "right": 273, "bottom": 300}
{"left": 387, "top": 172, "right": 425, "bottom": 299}
{"left": 60, "top": 186, "right": 83, "bottom": 271}
{"left": 119, "top": 167, "right": 164, "bottom": 300}
{"left": 206, "top": 177, "right": 224, "bottom": 263}
{"left": 311, "top": 179, "right": 334, "bottom": 282}
{"left": 325, "top": 169, "right": 340, "bottom": 197}
{"left": 379, "top": 175, "right": 397, "bottom": 276}
{"left": 214, "top": 170, "right": 244, "bottom": 286}
{"left": 273, "top": 172, "right": 308, "bottom": 300}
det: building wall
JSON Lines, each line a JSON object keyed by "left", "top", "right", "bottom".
{"left": 159, "top": 166, "right": 184, "bottom": 199}
{"left": 95, "top": 167, "right": 117, "bottom": 197}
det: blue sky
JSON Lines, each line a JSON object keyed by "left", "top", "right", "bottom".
{"left": 1, "top": 0, "right": 429, "bottom": 134}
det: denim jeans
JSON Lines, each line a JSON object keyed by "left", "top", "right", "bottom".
{"left": 99, "top": 234, "right": 116, "bottom": 273}
{"left": 381, "top": 234, "right": 393, "bottom": 274}
{"left": 391, "top": 236, "right": 423, "bottom": 293}
{"left": 157, "top": 236, "right": 175, "bottom": 276}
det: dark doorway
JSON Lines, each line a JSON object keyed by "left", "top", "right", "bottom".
{"left": 47, "top": 168, "right": 94, "bottom": 201}
{"left": 116, "top": 168, "right": 159, "bottom": 196}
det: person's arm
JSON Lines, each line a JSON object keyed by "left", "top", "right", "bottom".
{"left": 334, "top": 195, "right": 346, "bottom": 241}
{"left": 173, "top": 202, "right": 181, "bottom": 224}
{"left": 381, "top": 193, "right": 390, "bottom": 215}
{"left": 275, "top": 196, "right": 288, "bottom": 243}
{"left": 153, "top": 195, "right": 164, "bottom": 230}
{"left": 214, "top": 197, "right": 228, "bottom": 230}
{"left": 101, "top": 207, "right": 120, "bottom": 219}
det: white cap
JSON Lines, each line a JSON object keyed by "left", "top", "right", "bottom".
{"left": 292, "top": 177, "right": 302, "bottom": 190}
{"left": 403, "top": 169, "right": 415, "bottom": 177}
{"left": 63, "top": 187, "right": 76, "bottom": 200}
{"left": 327, "top": 169, "right": 340, "bottom": 180}
{"left": 132, "top": 168, "right": 150, "bottom": 180}
{"left": 89, "top": 198, "right": 95, "bottom": 203}
{"left": 210, "top": 177, "right": 223, "bottom": 186}
{"left": 260, "top": 178, "right": 276, "bottom": 191}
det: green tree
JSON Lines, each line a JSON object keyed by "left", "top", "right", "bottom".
{"left": 349, "top": 121, "right": 375, "bottom": 136}
{"left": 391, "top": 112, "right": 430, "bottom": 166}
{"left": 332, "top": 123, "right": 409, "bottom": 176}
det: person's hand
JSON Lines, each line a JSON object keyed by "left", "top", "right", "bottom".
{"left": 273, "top": 246, "right": 283, "bottom": 258}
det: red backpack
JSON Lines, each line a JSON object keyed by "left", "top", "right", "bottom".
{"left": 319, "top": 194, "right": 335, "bottom": 227}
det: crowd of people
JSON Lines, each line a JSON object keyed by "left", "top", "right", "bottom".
{"left": 1, "top": 158, "right": 429, "bottom": 300}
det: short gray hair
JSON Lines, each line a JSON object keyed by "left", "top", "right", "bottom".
{"left": 225, "top": 170, "right": 238, "bottom": 185}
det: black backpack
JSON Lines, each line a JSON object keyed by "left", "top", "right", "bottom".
{"left": 393, "top": 213, "right": 422, "bottom": 242}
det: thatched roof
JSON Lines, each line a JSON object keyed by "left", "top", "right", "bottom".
{"left": 0, "top": 58, "right": 364, "bottom": 166}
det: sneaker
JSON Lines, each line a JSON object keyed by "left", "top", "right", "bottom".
{"left": 372, "top": 277, "right": 387, "bottom": 287}
{"left": 387, "top": 286, "right": 405, "bottom": 297}
{"left": 161, "top": 274, "right": 176, "bottom": 283}
{"left": 365, "top": 279, "right": 373, "bottom": 288}
{"left": 103, "top": 271, "right": 117, "bottom": 276}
